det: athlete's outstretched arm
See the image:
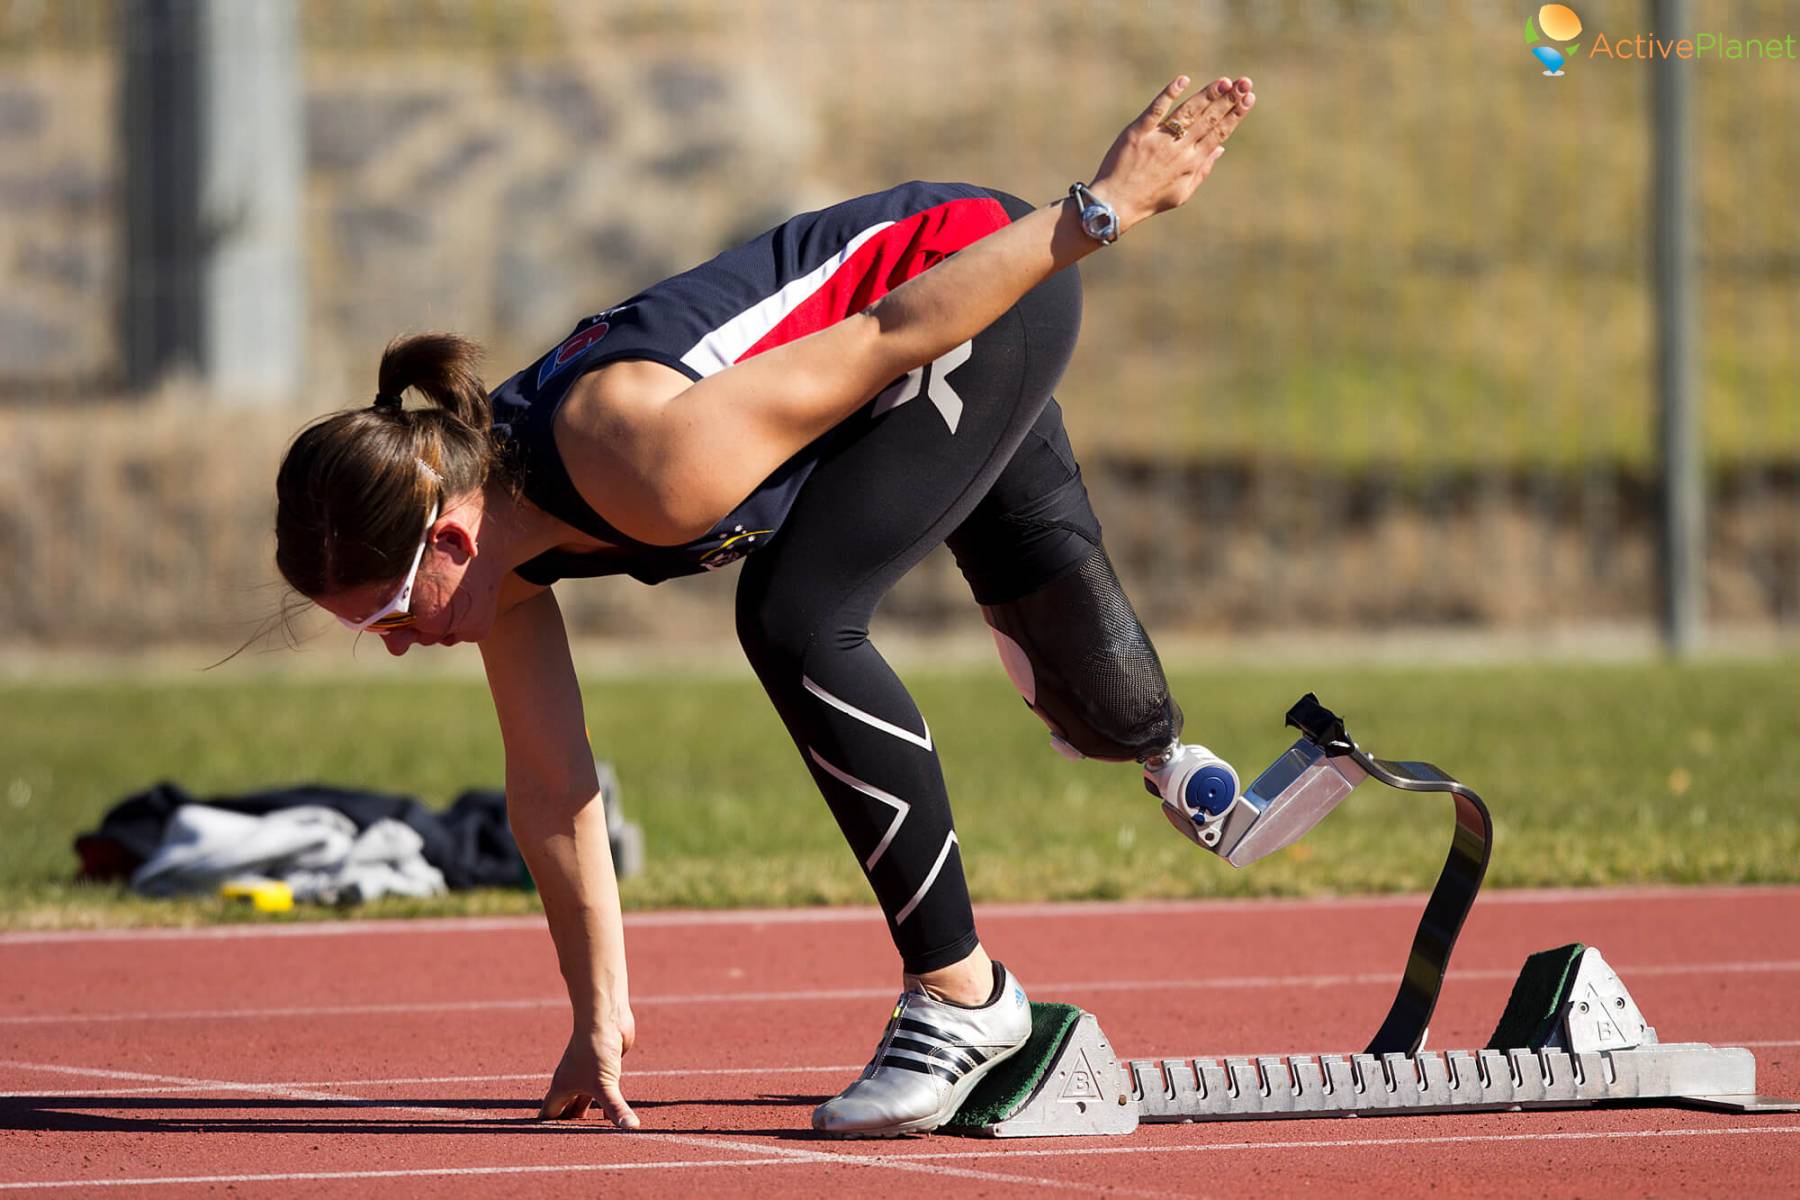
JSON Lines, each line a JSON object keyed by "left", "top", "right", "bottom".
{"left": 561, "top": 74, "right": 1255, "bottom": 545}
{"left": 479, "top": 588, "right": 640, "bottom": 1128}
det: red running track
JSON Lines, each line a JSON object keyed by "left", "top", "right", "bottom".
{"left": 2, "top": 886, "right": 1798, "bottom": 1198}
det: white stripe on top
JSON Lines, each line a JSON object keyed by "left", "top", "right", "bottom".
{"left": 679, "top": 221, "right": 896, "bottom": 376}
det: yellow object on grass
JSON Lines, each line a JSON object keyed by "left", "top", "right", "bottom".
{"left": 220, "top": 879, "right": 295, "bottom": 913}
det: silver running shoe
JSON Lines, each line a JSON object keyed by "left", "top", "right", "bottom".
{"left": 813, "top": 963, "right": 1031, "bottom": 1137}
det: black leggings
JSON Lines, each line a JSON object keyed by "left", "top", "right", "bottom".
{"left": 734, "top": 200, "right": 1102, "bottom": 974}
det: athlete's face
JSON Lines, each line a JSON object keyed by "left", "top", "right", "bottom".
{"left": 316, "top": 495, "right": 505, "bottom": 656}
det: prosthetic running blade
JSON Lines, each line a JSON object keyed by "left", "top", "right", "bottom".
{"left": 950, "top": 698, "right": 1794, "bottom": 1136}
{"left": 1178, "top": 694, "right": 1493, "bottom": 1056}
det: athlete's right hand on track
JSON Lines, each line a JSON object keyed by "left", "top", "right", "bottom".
{"left": 538, "top": 1009, "right": 640, "bottom": 1128}
{"left": 1088, "top": 74, "right": 1255, "bottom": 237}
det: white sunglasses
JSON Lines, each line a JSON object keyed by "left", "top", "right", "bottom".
{"left": 339, "top": 502, "right": 439, "bottom": 633}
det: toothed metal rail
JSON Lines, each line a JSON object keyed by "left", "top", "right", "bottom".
{"left": 1125, "top": 1043, "right": 1786, "bottom": 1122}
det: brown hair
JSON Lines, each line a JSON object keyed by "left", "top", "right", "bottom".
{"left": 275, "top": 333, "right": 503, "bottom": 600}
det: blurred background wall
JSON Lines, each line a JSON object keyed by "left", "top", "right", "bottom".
{"left": 0, "top": 0, "right": 1793, "bottom": 653}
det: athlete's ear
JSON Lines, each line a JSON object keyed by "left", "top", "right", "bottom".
{"left": 431, "top": 516, "right": 478, "bottom": 566}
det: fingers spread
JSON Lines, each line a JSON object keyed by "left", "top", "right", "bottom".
{"left": 1141, "top": 74, "right": 1190, "bottom": 124}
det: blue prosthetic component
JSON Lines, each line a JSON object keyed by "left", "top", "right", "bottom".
{"left": 1184, "top": 764, "right": 1238, "bottom": 816}
{"left": 1142, "top": 760, "right": 1236, "bottom": 817}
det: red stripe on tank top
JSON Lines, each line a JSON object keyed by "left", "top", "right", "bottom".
{"left": 734, "top": 196, "right": 1011, "bottom": 364}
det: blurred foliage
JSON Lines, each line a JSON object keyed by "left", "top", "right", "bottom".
{"left": 2, "top": 0, "right": 1794, "bottom": 468}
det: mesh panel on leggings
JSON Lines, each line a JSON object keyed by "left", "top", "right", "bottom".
{"left": 1069, "top": 550, "right": 1175, "bottom": 750}
{"left": 985, "top": 547, "right": 1181, "bottom": 759}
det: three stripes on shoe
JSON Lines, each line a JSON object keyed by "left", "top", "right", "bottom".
{"left": 873, "top": 1010, "right": 990, "bottom": 1082}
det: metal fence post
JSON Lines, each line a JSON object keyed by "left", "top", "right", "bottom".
{"left": 1651, "top": 0, "right": 1702, "bottom": 654}
{"left": 120, "top": 0, "right": 303, "bottom": 401}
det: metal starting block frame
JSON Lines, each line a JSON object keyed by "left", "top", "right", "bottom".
{"left": 967, "top": 948, "right": 1796, "bottom": 1136}
{"left": 957, "top": 696, "right": 1799, "bottom": 1137}
{"left": 1129, "top": 1041, "right": 1784, "bottom": 1124}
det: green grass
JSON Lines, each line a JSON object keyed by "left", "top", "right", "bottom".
{"left": 2, "top": 657, "right": 1797, "bottom": 930}
{"left": 7, "top": 658, "right": 1792, "bottom": 928}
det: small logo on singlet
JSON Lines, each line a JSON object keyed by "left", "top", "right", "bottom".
{"left": 536, "top": 309, "right": 625, "bottom": 389}
{"left": 699, "top": 527, "right": 771, "bottom": 570}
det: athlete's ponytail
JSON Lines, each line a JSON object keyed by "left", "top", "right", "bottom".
{"left": 274, "top": 332, "right": 508, "bottom": 600}
{"left": 375, "top": 332, "right": 491, "bottom": 434}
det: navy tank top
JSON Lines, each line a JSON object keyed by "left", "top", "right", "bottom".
{"left": 488, "top": 180, "right": 1015, "bottom": 586}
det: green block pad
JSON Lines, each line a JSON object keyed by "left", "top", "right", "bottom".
{"left": 1486, "top": 942, "right": 1586, "bottom": 1049}
{"left": 944, "top": 1001, "right": 1084, "bottom": 1130}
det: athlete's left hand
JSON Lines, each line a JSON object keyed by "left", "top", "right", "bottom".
{"left": 1089, "top": 74, "right": 1255, "bottom": 236}
{"left": 538, "top": 1006, "right": 640, "bottom": 1128}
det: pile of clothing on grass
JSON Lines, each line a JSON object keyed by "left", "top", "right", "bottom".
{"left": 74, "top": 783, "right": 518, "bottom": 905}
{"left": 72, "top": 766, "right": 643, "bottom": 907}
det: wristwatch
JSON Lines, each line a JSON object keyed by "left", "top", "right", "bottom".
{"left": 1068, "top": 181, "right": 1119, "bottom": 245}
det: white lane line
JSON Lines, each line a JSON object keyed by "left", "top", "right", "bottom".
{"left": 0, "top": 1060, "right": 1163, "bottom": 1198}
{"left": 0, "top": 1155, "right": 1161, "bottom": 1196}
{"left": 6, "top": 959, "right": 1799, "bottom": 1027}
{"left": 0, "top": 997, "right": 562, "bottom": 1026}
{"left": 1, "top": 1060, "right": 308, "bottom": 1088}
{"left": 0, "top": 916, "right": 551, "bottom": 946}
{"left": 12, "top": 1034, "right": 1797, "bottom": 1100}
{"left": 0, "top": 1162, "right": 799, "bottom": 1191}
{"left": 2, "top": 1125, "right": 1796, "bottom": 1192}
{"left": 650, "top": 1131, "right": 1172, "bottom": 1200}
{"left": 0, "top": 1064, "right": 862, "bottom": 1099}
{"left": 0, "top": 1060, "right": 510, "bottom": 1124}
{"left": 900, "top": 1123, "right": 1800, "bottom": 1161}
{"left": 5, "top": 883, "right": 1795, "bottom": 945}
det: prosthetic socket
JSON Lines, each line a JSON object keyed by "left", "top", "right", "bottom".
{"left": 979, "top": 549, "right": 1242, "bottom": 849}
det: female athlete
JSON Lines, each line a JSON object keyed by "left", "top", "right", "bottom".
{"left": 274, "top": 74, "right": 1256, "bottom": 1137}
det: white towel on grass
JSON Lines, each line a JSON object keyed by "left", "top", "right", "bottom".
{"left": 131, "top": 804, "right": 445, "bottom": 904}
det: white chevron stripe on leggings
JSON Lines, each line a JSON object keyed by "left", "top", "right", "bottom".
{"left": 802, "top": 675, "right": 933, "bottom": 751}
{"left": 807, "top": 748, "right": 912, "bottom": 870}
{"left": 894, "top": 831, "right": 959, "bottom": 926}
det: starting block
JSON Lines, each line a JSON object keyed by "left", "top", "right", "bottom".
{"left": 948, "top": 696, "right": 1799, "bottom": 1137}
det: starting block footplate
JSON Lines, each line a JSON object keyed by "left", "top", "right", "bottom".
{"left": 954, "top": 1009, "right": 1140, "bottom": 1138}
